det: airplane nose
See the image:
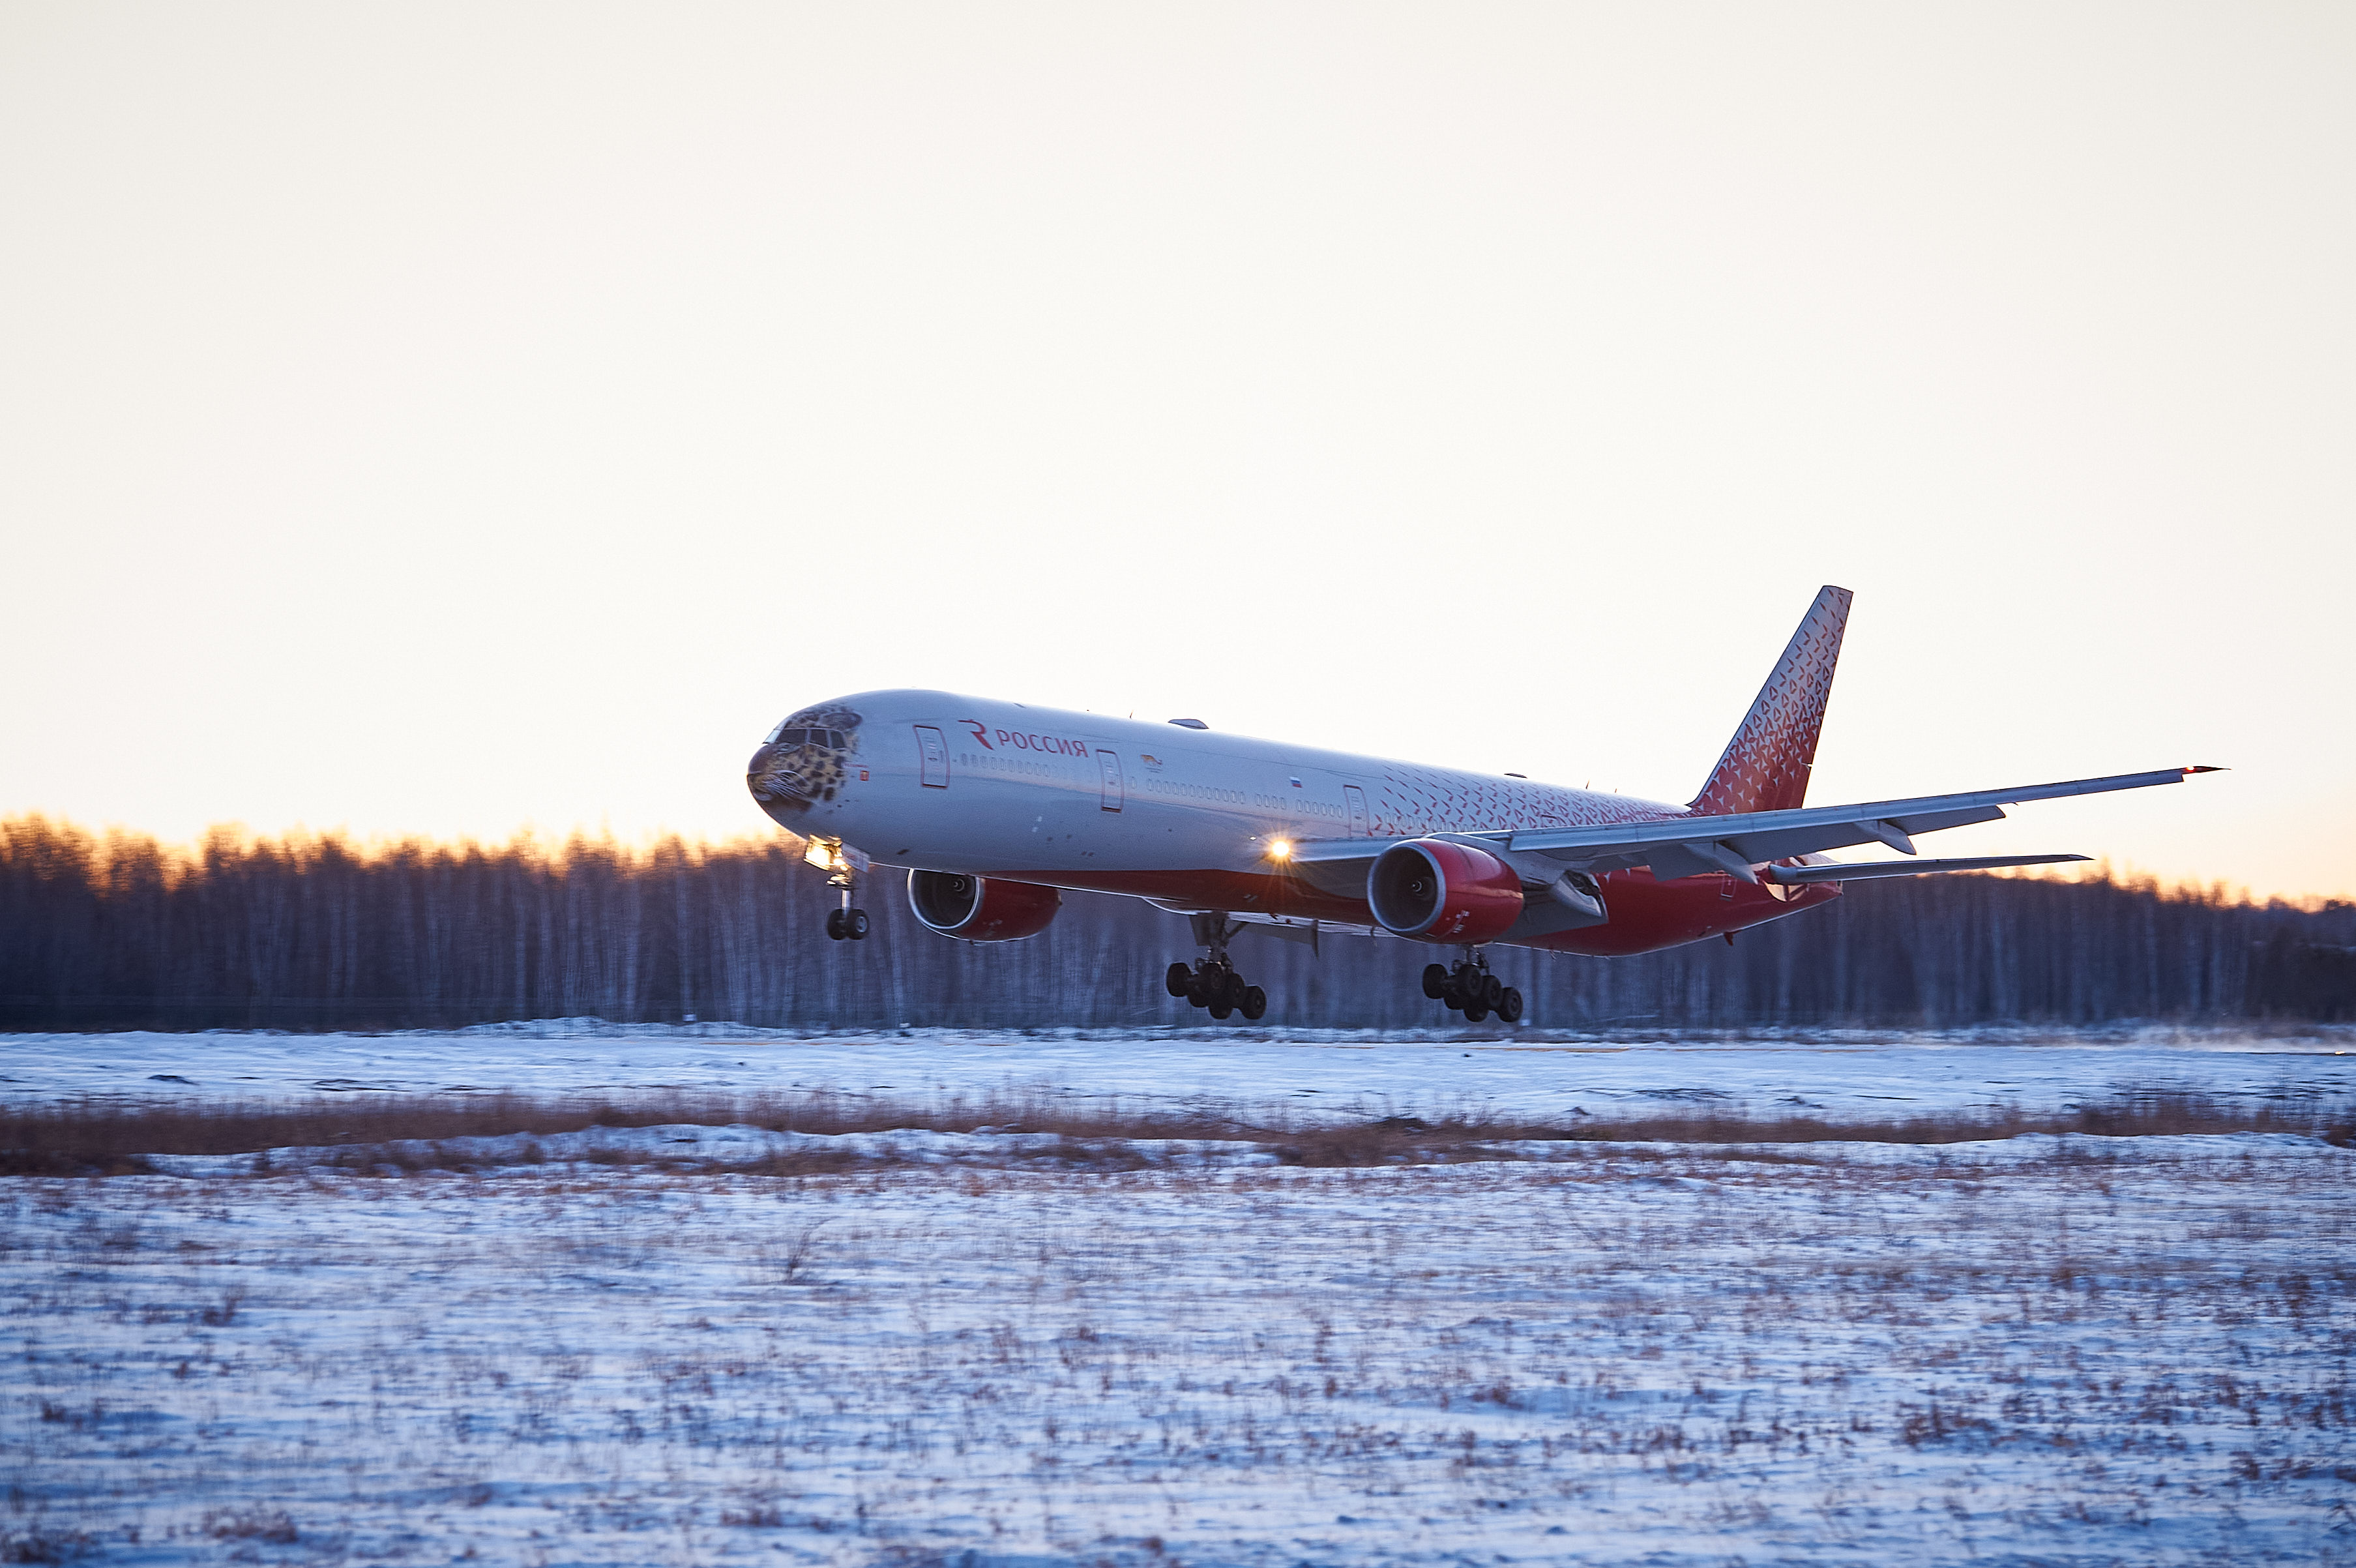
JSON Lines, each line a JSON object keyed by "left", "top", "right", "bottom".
{"left": 746, "top": 743, "right": 783, "bottom": 803}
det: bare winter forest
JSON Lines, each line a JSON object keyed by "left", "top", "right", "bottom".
{"left": 3, "top": 816, "right": 2350, "bottom": 1032}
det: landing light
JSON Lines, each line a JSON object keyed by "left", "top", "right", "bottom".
{"left": 1268, "top": 839, "right": 1293, "bottom": 862}
{"left": 804, "top": 837, "right": 844, "bottom": 872}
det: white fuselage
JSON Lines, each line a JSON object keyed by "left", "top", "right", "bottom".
{"left": 749, "top": 689, "right": 1679, "bottom": 891}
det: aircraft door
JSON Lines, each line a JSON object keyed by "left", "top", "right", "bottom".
{"left": 915, "top": 726, "right": 949, "bottom": 788}
{"left": 1097, "top": 750, "right": 1124, "bottom": 812}
{"left": 1344, "top": 784, "right": 1370, "bottom": 836}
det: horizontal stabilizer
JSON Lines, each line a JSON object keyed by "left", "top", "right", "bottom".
{"left": 1763, "top": 853, "right": 2089, "bottom": 885}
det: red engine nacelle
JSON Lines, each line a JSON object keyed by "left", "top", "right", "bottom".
{"left": 906, "top": 870, "right": 1063, "bottom": 941}
{"left": 1366, "top": 838, "right": 1524, "bottom": 944}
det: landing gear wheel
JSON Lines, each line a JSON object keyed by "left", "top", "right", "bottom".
{"left": 1432, "top": 954, "right": 1507, "bottom": 1017}
{"left": 814, "top": 837, "right": 863, "bottom": 944}
{"left": 1174, "top": 915, "right": 1273, "bottom": 1024}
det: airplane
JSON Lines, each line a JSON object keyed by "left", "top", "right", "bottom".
{"left": 745, "top": 585, "right": 2215, "bottom": 1022}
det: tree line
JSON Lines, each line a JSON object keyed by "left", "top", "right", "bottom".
{"left": 2, "top": 814, "right": 2349, "bottom": 1032}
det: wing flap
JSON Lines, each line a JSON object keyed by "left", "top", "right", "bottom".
{"left": 1673, "top": 804, "right": 2008, "bottom": 870}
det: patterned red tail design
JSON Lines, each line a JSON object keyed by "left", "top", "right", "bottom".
{"left": 1688, "top": 585, "right": 1853, "bottom": 817}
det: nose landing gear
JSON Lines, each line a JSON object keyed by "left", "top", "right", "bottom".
{"left": 1422, "top": 953, "right": 1522, "bottom": 1024}
{"left": 811, "top": 839, "right": 869, "bottom": 941}
{"left": 1166, "top": 913, "right": 1267, "bottom": 1021}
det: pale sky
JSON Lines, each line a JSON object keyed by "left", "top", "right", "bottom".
{"left": 3, "top": 3, "right": 2351, "bottom": 900}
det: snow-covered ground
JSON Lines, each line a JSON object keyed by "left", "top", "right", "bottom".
{"left": 8, "top": 1136, "right": 2351, "bottom": 1565}
{"left": 5, "top": 1026, "right": 2352, "bottom": 1564}
{"left": 5, "top": 1020, "right": 2353, "bottom": 1121}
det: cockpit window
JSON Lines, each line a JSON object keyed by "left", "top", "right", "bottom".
{"left": 762, "top": 725, "right": 845, "bottom": 749}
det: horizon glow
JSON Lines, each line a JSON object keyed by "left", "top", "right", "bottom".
{"left": 2, "top": 4, "right": 2351, "bottom": 900}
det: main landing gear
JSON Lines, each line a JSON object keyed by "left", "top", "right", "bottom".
{"left": 1166, "top": 913, "right": 1267, "bottom": 1022}
{"left": 1424, "top": 954, "right": 1523, "bottom": 1024}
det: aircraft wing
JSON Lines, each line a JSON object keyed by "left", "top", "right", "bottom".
{"left": 1286, "top": 765, "right": 2216, "bottom": 887}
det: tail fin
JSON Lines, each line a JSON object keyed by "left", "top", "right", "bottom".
{"left": 1688, "top": 585, "right": 1852, "bottom": 817}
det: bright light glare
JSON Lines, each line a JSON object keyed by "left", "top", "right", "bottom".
{"left": 1268, "top": 840, "right": 1293, "bottom": 861}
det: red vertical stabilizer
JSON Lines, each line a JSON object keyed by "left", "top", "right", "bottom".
{"left": 1688, "top": 585, "right": 1853, "bottom": 817}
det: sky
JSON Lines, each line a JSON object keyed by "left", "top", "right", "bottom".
{"left": 3, "top": 3, "right": 2351, "bottom": 901}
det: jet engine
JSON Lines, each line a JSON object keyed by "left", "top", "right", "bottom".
{"left": 1365, "top": 839, "right": 1524, "bottom": 943}
{"left": 906, "top": 870, "right": 1063, "bottom": 941}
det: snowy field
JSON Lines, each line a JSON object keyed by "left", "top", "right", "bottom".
{"left": 5, "top": 1026, "right": 2353, "bottom": 1565}
{"left": 6, "top": 1019, "right": 2353, "bottom": 1121}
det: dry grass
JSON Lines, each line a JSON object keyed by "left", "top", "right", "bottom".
{"left": 3, "top": 1088, "right": 2348, "bottom": 1177}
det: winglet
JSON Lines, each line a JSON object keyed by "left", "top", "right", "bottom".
{"left": 1689, "top": 585, "right": 1852, "bottom": 817}
{"left": 2186, "top": 765, "right": 2225, "bottom": 775}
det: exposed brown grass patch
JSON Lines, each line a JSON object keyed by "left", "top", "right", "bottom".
{"left": 3, "top": 1087, "right": 2346, "bottom": 1177}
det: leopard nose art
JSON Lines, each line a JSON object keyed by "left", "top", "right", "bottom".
{"left": 745, "top": 743, "right": 780, "bottom": 802}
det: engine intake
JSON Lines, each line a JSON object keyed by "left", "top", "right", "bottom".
{"left": 1366, "top": 839, "right": 1524, "bottom": 944}
{"left": 906, "top": 870, "right": 1062, "bottom": 941}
